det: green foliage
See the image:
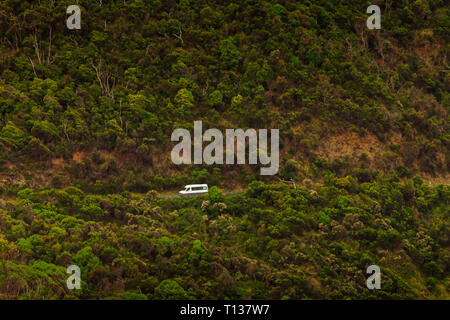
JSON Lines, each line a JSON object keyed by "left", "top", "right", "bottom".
{"left": 174, "top": 89, "right": 194, "bottom": 111}
{"left": 0, "top": 0, "right": 446, "bottom": 190}
{"left": 0, "top": 0, "right": 448, "bottom": 301}
{"left": 208, "top": 186, "right": 224, "bottom": 204}
{"left": 219, "top": 38, "right": 242, "bottom": 69}
{"left": 208, "top": 90, "right": 224, "bottom": 109}
{"left": 1, "top": 177, "right": 448, "bottom": 299}
{"left": 0, "top": 122, "right": 29, "bottom": 148}
{"left": 73, "top": 247, "right": 101, "bottom": 277}
{"left": 17, "top": 188, "right": 35, "bottom": 200}
{"left": 155, "top": 279, "right": 191, "bottom": 299}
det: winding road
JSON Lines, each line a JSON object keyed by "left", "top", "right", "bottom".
{"left": 153, "top": 182, "right": 448, "bottom": 199}
{"left": 159, "top": 190, "right": 245, "bottom": 199}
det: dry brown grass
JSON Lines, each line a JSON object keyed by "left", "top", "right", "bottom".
{"left": 72, "top": 151, "right": 84, "bottom": 163}
{"left": 316, "top": 130, "right": 401, "bottom": 162}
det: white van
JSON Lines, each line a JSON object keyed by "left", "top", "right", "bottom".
{"left": 179, "top": 184, "right": 209, "bottom": 195}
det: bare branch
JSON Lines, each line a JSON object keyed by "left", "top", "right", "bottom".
{"left": 90, "top": 60, "right": 116, "bottom": 99}
{"left": 33, "top": 30, "right": 41, "bottom": 64}
{"left": 173, "top": 26, "right": 183, "bottom": 44}
{"left": 47, "top": 26, "right": 52, "bottom": 64}
{"left": 28, "top": 56, "right": 37, "bottom": 77}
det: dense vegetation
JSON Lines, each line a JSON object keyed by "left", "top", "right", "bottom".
{"left": 0, "top": 176, "right": 448, "bottom": 299}
{"left": 0, "top": 0, "right": 448, "bottom": 299}
{"left": 0, "top": 0, "right": 448, "bottom": 190}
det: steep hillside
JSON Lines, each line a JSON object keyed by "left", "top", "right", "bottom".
{"left": 0, "top": 0, "right": 448, "bottom": 192}
{"left": 0, "top": 0, "right": 448, "bottom": 300}
{"left": 0, "top": 178, "right": 449, "bottom": 299}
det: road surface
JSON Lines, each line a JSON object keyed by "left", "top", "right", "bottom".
{"left": 159, "top": 190, "right": 245, "bottom": 199}
{"left": 151, "top": 183, "right": 448, "bottom": 199}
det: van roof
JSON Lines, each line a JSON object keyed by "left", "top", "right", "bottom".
{"left": 184, "top": 184, "right": 208, "bottom": 187}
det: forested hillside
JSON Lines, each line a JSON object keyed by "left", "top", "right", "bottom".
{"left": 0, "top": 0, "right": 448, "bottom": 299}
